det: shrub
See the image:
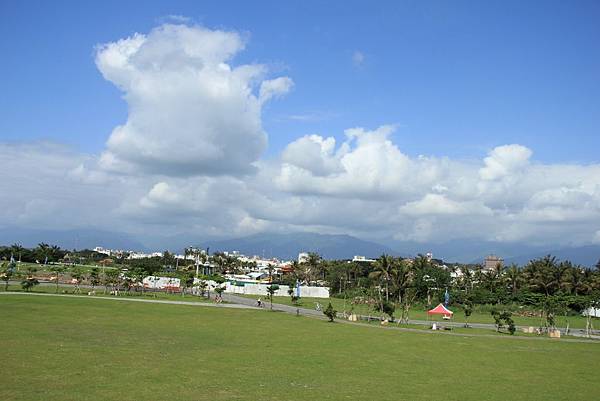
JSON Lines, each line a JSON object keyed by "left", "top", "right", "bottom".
{"left": 323, "top": 302, "right": 337, "bottom": 322}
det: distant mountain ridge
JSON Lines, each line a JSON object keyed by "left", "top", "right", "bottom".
{"left": 1, "top": 227, "right": 598, "bottom": 267}
{"left": 206, "top": 232, "right": 401, "bottom": 260}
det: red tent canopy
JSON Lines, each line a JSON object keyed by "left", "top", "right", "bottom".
{"left": 427, "top": 303, "right": 454, "bottom": 316}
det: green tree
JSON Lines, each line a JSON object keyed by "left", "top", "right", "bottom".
{"left": 1, "top": 261, "right": 16, "bottom": 290}
{"left": 323, "top": 302, "right": 337, "bottom": 322}
{"left": 10, "top": 243, "right": 24, "bottom": 263}
{"left": 49, "top": 265, "right": 66, "bottom": 293}
{"left": 70, "top": 266, "right": 84, "bottom": 294}
{"left": 197, "top": 279, "right": 208, "bottom": 297}
{"left": 287, "top": 284, "right": 299, "bottom": 305}
{"left": 380, "top": 300, "right": 395, "bottom": 322}
{"left": 463, "top": 301, "right": 473, "bottom": 328}
{"left": 391, "top": 259, "right": 413, "bottom": 304}
{"left": 370, "top": 254, "right": 395, "bottom": 303}
{"left": 491, "top": 309, "right": 515, "bottom": 335}
{"left": 523, "top": 255, "right": 558, "bottom": 295}
{"left": 266, "top": 284, "right": 279, "bottom": 310}
{"left": 301, "top": 252, "right": 321, "bottom": 284}
{"left": 103, "top": 269, "right": 120, "bottom": 294}
{"left": 214, "top": 285, "right": 225, "bottom": 302}
{"left": 180, "top": 272, "right": 195, "bottom": 297}
{"left": 21, "top": 265, "right": 39, "bottom": 292}
{"left": 88, "top": 267, "right": 100, "bottom": 291}
{"left": 35, "top": 242, "right": 51, "bottom": 264}
{"left": 504, "top": 264, "right": 522, "bottom": 297}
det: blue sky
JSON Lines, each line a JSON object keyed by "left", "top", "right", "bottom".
{"left": 2, "top": 0, "right": 599, "bottom": 162}
{"left": 1, "top": 1, "right": 600, "bottom": 250}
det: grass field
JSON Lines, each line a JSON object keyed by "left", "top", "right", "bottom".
{"left": 3, "top": 284, "right": 213, "bottom": 303}
{"left": 1, "top": 294, "right": 599, "bottom": 401}
{"left": 243, "top": 294, "right": 596, "bottom": 329}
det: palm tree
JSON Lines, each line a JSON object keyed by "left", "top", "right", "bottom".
{"left": 523, "top": 255, "right": 557, "bottom": 295}
{"left": 266, "top": 284, "right": 279, "bottom": 310}
{"left": 36, "top": 243, "right": 50, "bottom": 264}
{"left": 504, "top": 264, "right": 522, "bottom": 297}
{"left": 50, "top": 245, "right": 62, "bottom": 263}
{"left": 301, "top": 252, "right": 321, "bottom": 285}
{"left": 10, "top": 243, "right": 24, "bottom": 263}
{"left": 461, "top": 267, "right": 473, "bottom": 292}
{"left": 565, "top": 266, "right": 588, "bottom": 296}
{"left": 370, "top": 254, "right": 395, "bottom": 303}
{"left": 391, "top": 259, "right": 413, "bottom": 304}
{"left": 552, "top": 261, "right": 572, "bottom": 294}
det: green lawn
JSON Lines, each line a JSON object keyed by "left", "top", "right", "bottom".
{"left": 3, "top": 284, "right": 212, "bottom": 303}
{"left": 11, "top": 262, "right": 119, "bottom": 273}
{"left": 1, "top": 294, "right": 599, "bottom": 401}
{"left": 247, "top": 294, "right": 596, "bottom": 329}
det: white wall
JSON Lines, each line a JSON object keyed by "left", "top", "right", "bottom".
{"left": 191, "top": 279, "right": 329, "bottom": 298}
{"left": 583, "top": 307, "right": 600, "bottom": 318}
{"left": 225, "top": 282, "right": 329, "bottom": 298}
{"left": 143, "top": 276, "right": 180, "bottom": 289}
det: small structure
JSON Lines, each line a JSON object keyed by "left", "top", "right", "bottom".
{"left": 427, "top": 303, "right": 454, "bottom": 320}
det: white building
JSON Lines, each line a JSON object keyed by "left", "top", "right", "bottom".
{"left": 352, "top": 255, "right": 376, "bottom": 263}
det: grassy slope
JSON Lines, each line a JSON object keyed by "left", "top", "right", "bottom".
{"left": 243, "top": 294, "right": 596, "bottom": 329}
{"left": 2, "top": 295, "right": 599, "bottom": 401}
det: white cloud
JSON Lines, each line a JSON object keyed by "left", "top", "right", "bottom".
{"left": 479, "top": 144, "right": 532, "bottom": 181}
{"left": 271, "top": 125, "right": 600, "bottom": 244}
{"left": 398, "top": 194, "right": 492, "bottom": 216}
{"left": 95, "top": 23, "right": 292, "bottom": 177}
{"left": 281, "top": 134, "right": 344, "bottom": 176}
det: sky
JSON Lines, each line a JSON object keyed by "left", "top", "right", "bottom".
{"left": 1, "top": 0, "right": 600, "bottom": 249}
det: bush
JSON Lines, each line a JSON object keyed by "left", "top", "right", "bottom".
{"left": 323, "top": 302, "right": 337, "bottom": 322}
{"left": 378, "top": 300, "right": 396, "bottom": 321}
{"left": 491, "top": 309, "right": 515, "bottom": 335}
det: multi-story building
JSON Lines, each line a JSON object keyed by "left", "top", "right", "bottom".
{"left": 484, "top": 254, "right": 503, "bottom": 272}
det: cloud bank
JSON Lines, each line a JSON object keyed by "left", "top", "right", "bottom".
{"left": 96, "top": 23, "right": 292, "bottom": 176}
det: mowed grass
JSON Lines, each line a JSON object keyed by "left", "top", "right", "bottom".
{"left": 244, "top": 294, "right": 596, "bottom": 329}
{"left": 4, "top": 284, "right": 213, "bottom": 303}
{"left": 1, "top": 295, "right": 599, "bottom": 401}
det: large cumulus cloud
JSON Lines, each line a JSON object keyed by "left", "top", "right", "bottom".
{"left": 95, "top": 23, "right": 292, "bottom": 176}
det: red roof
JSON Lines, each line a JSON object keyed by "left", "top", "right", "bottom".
{"left": 427, "top": 303, "right": 454, "bottom": 315}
